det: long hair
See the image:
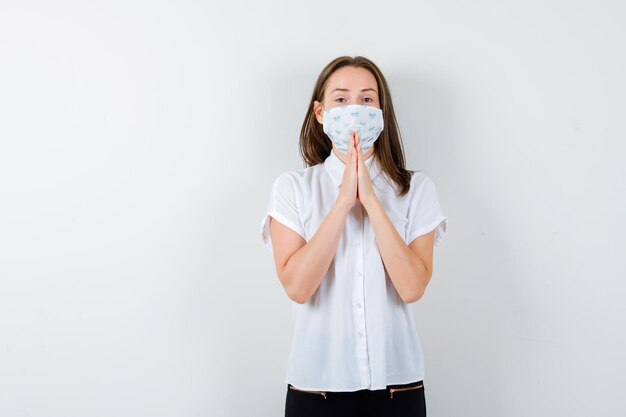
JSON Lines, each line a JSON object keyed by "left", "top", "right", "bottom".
{"left": 299, "top": 55, "right": 415, "bottom": 196}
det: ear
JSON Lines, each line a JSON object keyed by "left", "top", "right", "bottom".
{"left": 313, "top": 100, "right": 324, "bottom": 125}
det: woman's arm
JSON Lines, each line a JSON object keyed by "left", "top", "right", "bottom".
{"left": 349, "top": 133, "right": 434, "bottom": 304}
{"left": 363, "top": 197, "right": 435, "bottom": 303}
{"left": 269, "top": 198, "right": 352, "bottom": 304}
{"left": 271, "top": 135, "right": 359, "bottom": 304}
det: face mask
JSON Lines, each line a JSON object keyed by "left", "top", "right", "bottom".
{"left": 322, "top": 104, "right": 384, "bottom": 154}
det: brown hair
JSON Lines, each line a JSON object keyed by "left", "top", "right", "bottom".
{"left": 299, "top": 55, "right": 415, "bottom": 196}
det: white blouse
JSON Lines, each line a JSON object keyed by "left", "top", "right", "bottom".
{"left": 260, "top": 150, "right": 448, "bottom": 392}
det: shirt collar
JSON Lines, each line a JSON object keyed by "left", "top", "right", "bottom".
{"left": 323, "top": 150, "right": 383, "bottom": 188}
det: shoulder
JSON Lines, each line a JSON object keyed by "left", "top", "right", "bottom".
{"left": 408, "top": 170, "right": 439, "bottom": 198}
{"left": 270, "top": 163, "right": 323, "bottom": 194}
{"left": 409, "top": 170, "right": 431, "bottom": 184}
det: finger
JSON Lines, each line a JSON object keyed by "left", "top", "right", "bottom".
{"left": 352, "top": 132, "right": 359, "bottom": 165}
{"left": 350, "top": 132, "right": 355, "bottom": 165}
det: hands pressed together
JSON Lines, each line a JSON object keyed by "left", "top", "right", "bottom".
{"left": 338, "top": 131, "right": 378, "bottom": 211}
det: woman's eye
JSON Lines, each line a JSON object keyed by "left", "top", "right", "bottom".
{"left": 334, "top": 97, "right": 373, "bottom": 103}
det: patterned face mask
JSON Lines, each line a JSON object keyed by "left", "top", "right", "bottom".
{"left": 322, "top": 104, "right": 384, "bottom": 154}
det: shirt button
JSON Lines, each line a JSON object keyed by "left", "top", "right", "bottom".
{"left": 358, "top": 331, "right": 364, "bottom": 337}
{"left": 356, "top": 303, "right": 362, "bottom": 308}
{"left": 354, "top": 241, "right": 360, "bottom": 247}
{"left": 356, "top": 271, "right": 362, "bottom": 277}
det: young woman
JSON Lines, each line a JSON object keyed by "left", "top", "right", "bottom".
{"left": 260, "top": 56, "right": 448, "bottom": 417}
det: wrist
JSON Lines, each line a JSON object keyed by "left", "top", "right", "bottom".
{"left": 361, "top": 194, "right": 380, "bottom": 213}
{"left": 335, "top": 196, "right": 354, "bottom": 215}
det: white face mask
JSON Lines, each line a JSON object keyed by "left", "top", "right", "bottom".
{"left": 322, "top": 104, "right": 384, "bottom": 154}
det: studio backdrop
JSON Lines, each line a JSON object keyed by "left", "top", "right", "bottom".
{"left": 0, "top": 1, "right": 624, "bottom": 416}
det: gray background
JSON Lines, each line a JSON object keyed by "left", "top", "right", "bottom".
{"left": 1, "top": 1, "right": 624, "bottom": 416}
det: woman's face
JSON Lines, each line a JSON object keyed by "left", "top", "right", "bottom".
{"left": 314, "top": 66, "right": 381, "bottom": 159}
{"left": 314, "top": 66, "right": 381, "bottom": 119}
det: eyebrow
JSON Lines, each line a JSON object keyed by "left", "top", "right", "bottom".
{"left": 330, "top": 88, "right": 378, "bottom": 94}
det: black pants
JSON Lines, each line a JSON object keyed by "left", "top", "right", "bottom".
{"left": 285, "top": 380, "right": 426, "bottom": 417}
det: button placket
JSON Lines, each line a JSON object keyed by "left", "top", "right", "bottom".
{"left": 353, "top": 203, "right": 371, "bottom": 386}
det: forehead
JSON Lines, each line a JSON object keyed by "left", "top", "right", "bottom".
{"left": 326, "top": 66, "right": 378, "bottom": 93}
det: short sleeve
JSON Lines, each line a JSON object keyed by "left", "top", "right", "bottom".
{"left": 406, "top": 173, "right": 448, "bottom": 249}
{"left": 259, "top": 172, "right": 306, "bottom": 253}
